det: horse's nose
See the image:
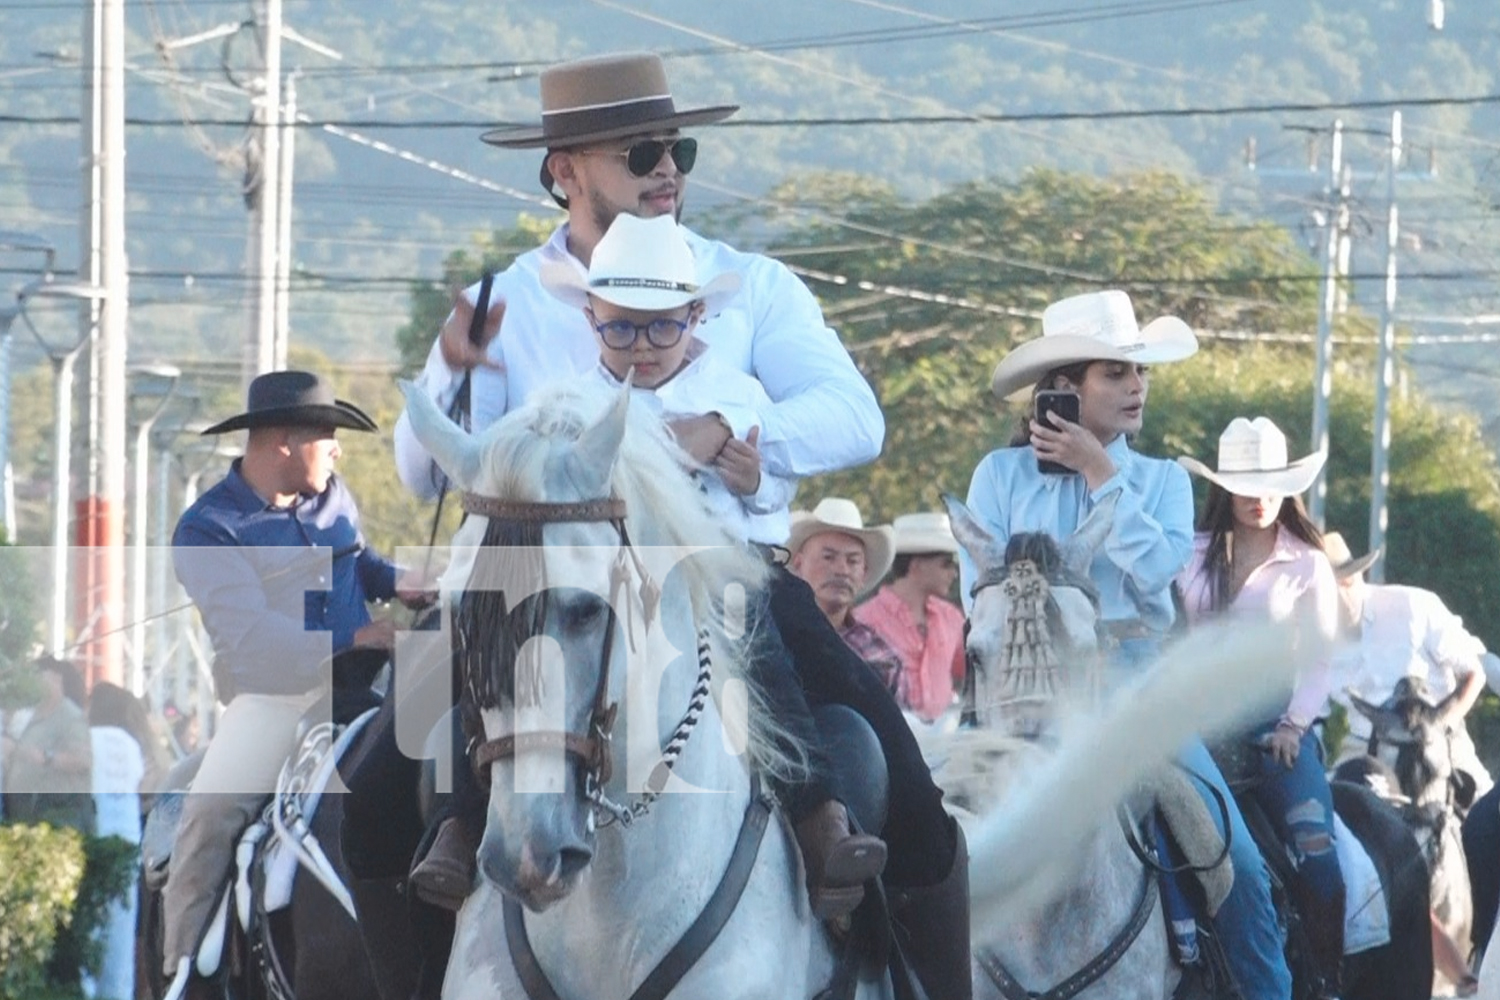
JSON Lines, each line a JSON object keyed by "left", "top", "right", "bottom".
{"left": 496, "top": 835, "right": 593, "bottom": 898}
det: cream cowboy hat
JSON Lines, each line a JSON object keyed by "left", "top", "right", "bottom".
{"left": 892, "top": 512, "right": 959, "bottom": 555}
{"left": 481, "top": 52, "right": 738, "bottom": 149}
{"left": 990, "top": 290, "right": 1199, "bottom": 400}
{"left": 788, "top": 498, "right": 895, "bottom": 595}
{"left": 540, "top": 214, "right": 741, "bottom": 313}
{"left": 1324, "top": 532, "right": 1380, "bottom": 580}
{"left": 1177, "top": 417, "right": 1326, "bottom": 497}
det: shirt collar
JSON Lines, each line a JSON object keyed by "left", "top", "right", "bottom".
{"left": 221, "top": 459, "right": 317, "bottom": 513}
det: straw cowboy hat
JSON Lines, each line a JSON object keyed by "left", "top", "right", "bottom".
{"left": 540, "top": 214, "right": 741, "bottom": 313}
{"left": 1324, "top": 532, "right": 1380, "bottom": 580}
{"left": 481, "top": 52, "right": 738, "bottom": 149}
{"left": 892, "top": 512, "right": 959, "bottom": 556}
{"left": 200, "top": 371, "right": 377, "bottom": 436}
{"left": 990, "top": 290, "right": 1199, "bottom": 400}
{"left": 1177, "top": 417, "right": 1325, "bottom": 497}
{"left": 788, "top": 498, "right": 895, "bottom": 594}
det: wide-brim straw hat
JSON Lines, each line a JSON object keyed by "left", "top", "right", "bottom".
{"left": 990, "top": 289, "right": 1199, "bottom": 400}
{"left": 788, "top": 498, "right": 895, "bottom": 596}
{"left": 541, "top": 214, "right": 741, "bottom": 313}
{"left": 1177, "top": 416, "right": 1325, "bottom": 497}
{"left": 892, "top": 512, "right": 959, "bottom": 555}
{"left": 481, "top": 52, "right": 739, "bottom": 149}
{"left": 1324, "top": 532, "right": 1380, "bottom": 579}
{"left": 200, "top": 370, "right": 377, "bottom": 435}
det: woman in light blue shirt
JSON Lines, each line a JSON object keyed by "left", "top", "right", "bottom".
{"left": 962, "top": 290, "right": 1293, "bottom": 1000}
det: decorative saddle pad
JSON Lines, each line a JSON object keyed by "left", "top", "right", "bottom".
{"left": 1334, "top": 812, "right": 1390, "bottom": 954}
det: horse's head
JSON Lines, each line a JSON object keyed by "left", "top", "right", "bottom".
{"left": 1349, "top": 676, "right": 1462, "bottom": 816}
{"left": 401, "top": 380, "right": 774, "bottom": 912}
{"left": 942, "top": 492, "right": 1113, "bottom": 737}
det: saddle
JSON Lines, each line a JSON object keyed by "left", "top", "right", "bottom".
{"left": 143, "top": 699, "right": 378, "bottom": 984}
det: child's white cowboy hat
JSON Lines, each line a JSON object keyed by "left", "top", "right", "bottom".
{"left": 990, "top": 289, "right": 1199, "bottom": 399}
{"left": 1177, "top": 416, "right": 1326, "bottom": 497}
{"left": 892, "top": 512, "right": 959, "bottom": 556}
{"left": 541, "top": 214, "right": 741, "bottom": 313}
{"left": 788, "top": 498, "right": 895, "bottom": 595}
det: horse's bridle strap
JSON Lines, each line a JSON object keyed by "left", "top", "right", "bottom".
{"left": 473, "top": 726, "right": 613, "bottom": 786}
{"left": 462, "top": 495, "right": 628, "bottom": 523}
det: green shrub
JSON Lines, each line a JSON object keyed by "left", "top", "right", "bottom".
{"left": 0, "top": 825, "right": 136, "bottom": 999}
{"left": 0, "top": 824, "right": 86, "bottom": 999}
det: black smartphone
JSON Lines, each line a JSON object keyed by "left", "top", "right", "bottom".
{"left": 1034, "top": 390, "right": 1081, "bottom": 475}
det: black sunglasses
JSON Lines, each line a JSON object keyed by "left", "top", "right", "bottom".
{"left": 606, "top": 137, "right": 698, "bottom": 177}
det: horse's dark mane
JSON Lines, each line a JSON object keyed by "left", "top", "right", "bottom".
{"left": 1003, "top": 532, "right": 1100, "bottom": 609}
{"left": 455, "top": 515, "right": 549, "bottom": 708}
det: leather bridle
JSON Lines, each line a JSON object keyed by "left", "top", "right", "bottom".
{"left": 461, "top": 495, "right": 635, "bottom": 807}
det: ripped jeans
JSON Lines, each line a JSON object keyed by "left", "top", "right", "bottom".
{"left": 1244, "top": 723, "right": 1345, "bottom": 988}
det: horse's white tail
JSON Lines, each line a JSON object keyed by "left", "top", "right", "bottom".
{"left": 962, "top": 621, "right": 1297, "bottom": 940}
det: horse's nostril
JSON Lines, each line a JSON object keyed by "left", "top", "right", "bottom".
{"left": 558, "top": 847, "right": 592, "bottom": 881}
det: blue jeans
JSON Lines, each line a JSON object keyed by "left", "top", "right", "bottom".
{"left": 1245, "top": 724, "right": 1344, "bottom": 979}
{"left": 1116, "top": 637, "right": 1293, "bottom": 1000}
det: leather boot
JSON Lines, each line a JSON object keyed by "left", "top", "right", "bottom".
{"left": 889, "top": 819, "right": 972, "bottom": 1000}
{"left": 409, "top": 816, "right": 478, "bottom": 911}
{"left": 794, "top": 799, "right": 888, "bottom": 920}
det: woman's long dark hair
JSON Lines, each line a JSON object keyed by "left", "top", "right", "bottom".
{"left": 88, "top": 681, "right": 156, "bottom": 759}
{"left": 1008, "top": 360, "right": 1095, "bottom": 446}
{"left": 1195, "top": 483, "right": 1325, "bottom": 613}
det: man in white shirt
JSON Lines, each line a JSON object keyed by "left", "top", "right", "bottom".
{"left": 1328, "top": 532, "right": 1492, "bottom": 794}
{"left": 364, "top": 51, "right": 970, "bottom": 1000}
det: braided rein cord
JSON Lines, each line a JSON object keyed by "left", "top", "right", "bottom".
{"left": 592, "top": 626, "right": 715, "bottom": 828}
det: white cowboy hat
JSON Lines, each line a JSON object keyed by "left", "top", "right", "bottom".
{"left": 990, "top": 290, "right": 1199, "bottom": 400}
{"left": 892, "top": 512, "right": 959, "bottom": 556}
{"left": 541, "top": 214, "right": 741, "bottom": 313}
{"left": 1324, "top": 531, "right": 1380, "bottom": 580}
{"left": 787, "top": 498, "right": 895, "bottom": 595}
{"left": 1177, "top": 417, "right": 1326, "bottom": 497}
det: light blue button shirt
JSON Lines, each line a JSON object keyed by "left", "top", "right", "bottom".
{"left": 960, "top": 436, "right": 1195, "bottom": 632}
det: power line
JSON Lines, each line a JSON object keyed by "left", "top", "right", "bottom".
{"left": 9, "top": 91, "right": 1500, "bottom": 131}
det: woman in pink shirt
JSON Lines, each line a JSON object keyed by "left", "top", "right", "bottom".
{"left": 1177, "top": 416, "right": 1344, "bottom": 1000}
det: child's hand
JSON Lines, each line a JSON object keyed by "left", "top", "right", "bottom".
{"left": 716, "top": 426, "right": 763, "bottom": 496}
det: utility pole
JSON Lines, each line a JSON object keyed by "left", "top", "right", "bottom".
{"left": 75, "top": 0, "right": 129, "bottom": 688}
{"left": 1308, "top": 120, "right": 1346, "bottom": 527}
{"left": 1368, "top": 111, "right": 1403, "bottom": 583}
{"left": 274, "top": 72, "right": 297, "bottom": 369}
{"left": 246, "top": 0, "right": 283, "bottom": 384}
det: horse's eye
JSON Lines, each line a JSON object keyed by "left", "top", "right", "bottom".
{"left": 562, "top": 597, "right": 608, "bottom": 631}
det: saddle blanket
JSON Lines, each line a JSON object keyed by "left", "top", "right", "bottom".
{"left": 1335, "top": 812, "right": 1390, "bottom": 955}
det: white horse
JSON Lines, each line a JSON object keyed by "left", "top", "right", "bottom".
{"left": 935, "top": 494, "right": 1295, "bottom": 1000}
{"left": 401, "top": 380, "right": 1296, "bottom": 1000}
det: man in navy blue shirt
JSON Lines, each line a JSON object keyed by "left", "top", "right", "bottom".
{"left": 161, "top": 370, "right": 423, "bottom": 989}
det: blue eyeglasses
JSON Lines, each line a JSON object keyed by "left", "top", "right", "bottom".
{"left": 587, "top": 309, "right": 691, "bottom": 349}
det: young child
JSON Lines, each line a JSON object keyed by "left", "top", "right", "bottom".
{"left": 538, "top": 212, "right": 887, "bottom": 922}
{"left": 540, "top": 213, "right": 796, "bottom": 546}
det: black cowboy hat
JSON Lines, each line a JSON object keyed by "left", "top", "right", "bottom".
{"left": 199, "top": 370, "right": 378, "bottom": 436}
{"left": 480, "top": 52, "right": 738, "bottom": 149}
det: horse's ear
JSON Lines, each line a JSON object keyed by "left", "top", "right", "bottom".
{"left": 398, "top": 379, "right": 483, "bottom": 492}
{"left": 941, "top": 493, "right": 1004, "bottom": 569}
{"left": 1060, "top": 489, "right": 1118, "bottom": 578}
{"left": 568, "top": 384, "right": 630, "bottom": 497}
{"left": 1348, "top": 692, "right": 1411, "bottom": 741}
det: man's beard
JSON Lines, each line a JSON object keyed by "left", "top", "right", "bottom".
{"left": 590, "top": 190, "right": 685, "bottom": 234}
